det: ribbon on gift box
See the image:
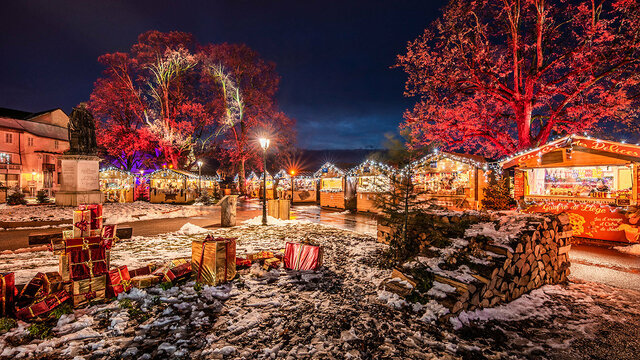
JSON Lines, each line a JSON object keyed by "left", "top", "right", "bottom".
{"left": 72, "top": 275, "right": 106, "bottom": 307}
{"left": 1, "top": 272, "right": 16, "bottom": 316}
{"left": 68, "top": 247, "right": 108, "bottom": 280}
{"left": 106, "top": 266, "right": 132, "bottom": 298}
{"left": 74, "top": 220, "right": 89, "bottom": 232}
{"left": 78, "top": 204, "right": 103, "bottom": 230}
{"left": 16, "top": 290, "right": 70, "bottom": 320}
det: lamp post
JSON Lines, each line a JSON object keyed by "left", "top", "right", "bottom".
{"left": 197, "top": 160, "right": 203, "bottom": 196}
{"left": 259, "top": 138, "right": 270, "bottom": 225}
{"left": 290, "top": 169, "right": 295, "bottom": 203}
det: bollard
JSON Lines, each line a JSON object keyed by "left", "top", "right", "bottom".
{"left": 217, "top": 195, "right": 238, "bottom": 227}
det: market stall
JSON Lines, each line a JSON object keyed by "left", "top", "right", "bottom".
{"left": 99, "top": 168, "right": 135, "bottom": 203}
{"left": 349, "top": 160, "right": 393, "bottom": 213}
{"left": 275, "top": 170, "right": 318, "bottom": 203}
{"left": 410, "top": 151, "right": 488, "bottom": 210}
{"left": 316, "top": 163, "right": 345, "bottom": 209}
{"left": 258, "top": 172, "right": 275, "bottom": 200}
{"left": 148, "top": 169, "right": 198, "bottom": 204}
{"left": 501, "top": 135, "right": 640, "bottom": 243}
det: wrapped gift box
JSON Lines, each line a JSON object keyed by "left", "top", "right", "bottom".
{"left": 72, "top": 275, "right": 106, "bottom": 307}
{"left": 51, "top": 236, "right": 103, "bottom": 255}
{"left": 263, "top": 257, "right": 281, "bottom": 270}
{"left": 38, "top": 272, "right": 66, "bottom": 296}
{"left": 17, "top": 274, "right": 46, "bottom": 307}
{"left": 129, "top": 264, "right": 155, "bottom": 278}
{"left": 73, "top": 210, "right": 91, "bottom": 238}
{"left": 192, "top": 236, "right": 236, "bottom": 286}
{"left": 101, "top": 224, "right": 117, "bottom": 240}
{"left": 62, "top": 230, "right": 74, "bottom": 240}
{"left": 1, "top": 272, "right": 16, "bottom": 316}
{"left": 78, "top": 204, "right": 103, "bottom": 230}
{"left": 106, "top": 266, "right": 132, "bottom": 298}
{"left": 160, "top": 262, "right": 192, "bottom": 283}
{"left": 284, "top": 242, "right": 323, "bottom": 271}
{"left": 130, "top": 274, "right": 161, "bottom": 289}
{"left": 236, "top": 257, "right": 252, "bottom": 267}
{"left": 15, "top": 290, "right": 70, "bottom": 320}
{"left": 247, "top": 251, "right": 274, "bottom": 261}
{"left": 59, "top": 254, "right": 71, "bottom": 281}
{"left": 67, "top": 247, "right": 109, "bottom": 280}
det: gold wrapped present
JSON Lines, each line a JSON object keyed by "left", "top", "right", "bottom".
{"left": 72, "top": 275, "right": 106, "bottom": 307}
{"left": 63, "top": 230, "right": 74, "bottom": 240}
{"left": 59, "top": 254, "right": 70, "bottom": 281}
{"left": 130, "top": 275, "right": 161, "bottom": 289}
{"left": 263, "top": 257, "right": 281, "bottom": 270}
{"left": 192, "top": 236, "right": 236, "bottom": 286}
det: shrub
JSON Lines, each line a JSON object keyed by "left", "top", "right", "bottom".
{"left": 36, "top": 190, "right": 50, "bottom": 204}
{"left": 7, "top": 191, "right": 27, "bottom": 205}
{"left": 27, "top": 323, "right": 53, "bottom": 340}
{"left": 0, "top": 318, "right": 17, "bottom": 334}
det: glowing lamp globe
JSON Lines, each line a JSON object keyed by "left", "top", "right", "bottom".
{"left": 259, "top": 138, "right": 270, "bottom": 150}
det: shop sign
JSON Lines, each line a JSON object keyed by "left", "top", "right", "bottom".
{"left": 523, "top": 201, "right": 635, "bottom": 242}
{"left": 514, "top": 170, "right": 524, "bottom": 199}
{"left": 573, "top": 138, "right": 640, "bottom": 158}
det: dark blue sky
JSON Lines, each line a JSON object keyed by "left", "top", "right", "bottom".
{"left": 0, "top": 0, "right": 445, "bottom": 149}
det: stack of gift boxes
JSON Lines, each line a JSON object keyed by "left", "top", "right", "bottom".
{"left": 0, "top": 207, "right": 327, "bottom": 322}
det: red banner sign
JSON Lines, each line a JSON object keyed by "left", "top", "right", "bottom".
{"left": 523, "top": 201, "right": 637, "bottom": 243}
{"left": 572, "top": 138, "right": 640, "bottom": 158}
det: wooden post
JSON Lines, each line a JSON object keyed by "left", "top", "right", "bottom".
{"left": 217, "top": 195, "right": 238, "bottom": 227}
{"left": 267, "top": 199, "right": 290, "bottom": 220}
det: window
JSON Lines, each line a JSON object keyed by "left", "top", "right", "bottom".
{"left": 5, "top": 133, "right": 13, "bottom": 144}
{"left": 54, "top": 140, "right": 59, "bottom": 150}
{"left": 27, "top": 137, "right": 34, "bottom": 147}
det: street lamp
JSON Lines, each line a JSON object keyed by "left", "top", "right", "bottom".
{"left": 290, "top": 169, "right": 295, "bottom": 203}
{"left": 197, "top": 160, "right": 203, "bottom": 196}
{"left": 259, "top": 138, "right": 270, "bottom": 225}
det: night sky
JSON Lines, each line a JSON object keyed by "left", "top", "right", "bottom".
{"left": 0, "top": 0, "right": 445, "bottom": 149}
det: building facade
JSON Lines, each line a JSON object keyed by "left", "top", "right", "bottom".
{"left": 0, "top": 108, "right": 70, "bottom": 197}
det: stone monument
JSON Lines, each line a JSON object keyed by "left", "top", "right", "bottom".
{"left": 217, "top": 195, "right": 238, "bottom": 227}
{"left": 56, "top": 103, "right": 103, "bottom": 206}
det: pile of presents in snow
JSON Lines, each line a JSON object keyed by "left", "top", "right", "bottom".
{"left": 0, "top": 204, "right": 323, "bottom": 322}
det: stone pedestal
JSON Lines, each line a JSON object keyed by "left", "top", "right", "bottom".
{"left": 217, "top": 195, "right": 238, "bottom": 227}
{"left": 55, "top": 155, "right": 103, "bottom": 206}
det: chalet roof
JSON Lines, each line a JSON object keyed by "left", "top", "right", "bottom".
{"left": 0, "top": 107, "right": 68, "bottom": 141}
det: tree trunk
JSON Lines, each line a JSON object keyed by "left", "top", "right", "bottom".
{"left": 239, "top": 158, "right": 246, "bottom": 195}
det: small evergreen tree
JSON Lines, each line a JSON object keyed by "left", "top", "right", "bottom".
{"left": 7, "top": 191, "right": 27, "bottom": 206}
{"left": 36, "top": 190, "right": 50, "bottom": 204}
{"left": 481, "top": 176, "right": 516, "bottom": 210}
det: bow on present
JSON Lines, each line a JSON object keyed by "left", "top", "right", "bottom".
{"left": 121, "top": 280, "right": 132, "bottom": 290}
{"left": 83, "top": 291, "right": 97, "bottom": 300}
{"left": 74, "top": 220, "right": 89, "bottom": 232}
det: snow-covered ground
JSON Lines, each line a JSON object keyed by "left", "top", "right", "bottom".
{"left": 0, "top": 202, "right": 209, "bottom": 227}
{"left": 1, "top": 222, "right": 639, "bottom": 359}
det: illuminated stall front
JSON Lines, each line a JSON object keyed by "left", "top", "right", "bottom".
{"left": 275, "top": 170, "right": 318, "bottom": 203}
{"left": 316, "top": 163, "right": 345, "bottom": 209}
{"left": 246, "top": 172, "right": 259, "bottom": 198}
{"left": 99, "top": 168, "right": 135, "bottom": 203}
{"left": 350, "top": 160, "right": 393, "bottom": 213}
{"left": 501, "top": 135, "right": 640, "bottom": 243}
{"left": 411, "top": 152, "right": 487, "bottom": 209}
{"left": 258, "top": 172, "right": 275, "bottom": 200}
{"left": 149, "top": 169, "right": 198, "bottom": 204}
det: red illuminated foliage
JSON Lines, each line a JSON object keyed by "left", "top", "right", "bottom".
{"left": 89, "top": 31, "right": 295, "bottom": 177}
{"left": 397, "top": 0, "right": 640, "bottom": 158}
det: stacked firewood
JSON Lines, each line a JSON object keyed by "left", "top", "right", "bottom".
{"left": 440, "top": 214, "right": 572, "bottom": 315}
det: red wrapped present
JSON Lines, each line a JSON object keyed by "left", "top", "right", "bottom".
{"left": 129, "top": 264, "right": 155, "bottom": 278}
{"left": 67, "top": 247, "right": 109, "bottom": 280}
{"left": 15, "top": 290, "right": 70, "bottom": 320}
{"left": 101, "top": 224, "right": 117, "bottom": 240}
{"left": 73, "top": 210, "right": 91, "bottom": 238}
{"left": 78, "top": 204, "right": 103, "bottom": 230}
{"left": 1, "top": 272, "right": 16, "bottom": 316}
{"left": 284, "top": 242, "right": 323, "bottom": 271}
{"left": 72, "top": 275, "right": 106, "bottom": 307}
{"left": 17, "top": 273, "right": 46, "bottom": 307}
{"left": 154, "top": 261, "right": 192, "bottom": 283}
{"left": 192, "top": 236, "right": 236, "bottom": 286}
{"left": 236, "top": 257, "right": 252, "bottom": 267}
{"left": 51, "top": 236, "right": 103, "bottom": 255}
{"left": 106, "top": 266, "right": 132, "bottom": 298}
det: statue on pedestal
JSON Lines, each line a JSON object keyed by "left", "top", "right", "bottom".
{"left": 66, "top": 103, "right": 98, "bottom": 155}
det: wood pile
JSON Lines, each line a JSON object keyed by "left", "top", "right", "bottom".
{"left": 381, "top": 212, "right": 573, "bottom": 319}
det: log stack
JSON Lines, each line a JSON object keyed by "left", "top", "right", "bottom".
{"left": 439, "top": 213, "right": 572, "bottom": 316}
{"left": 381, "top": 212, "right": 573, "bottom": 320}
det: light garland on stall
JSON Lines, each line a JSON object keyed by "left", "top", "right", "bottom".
{"left": 314, "top": 162, "right": 345, "bottom": 178}
{"left": 346, "top": 159, "right": 396, "bottom": 176}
